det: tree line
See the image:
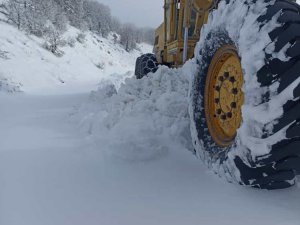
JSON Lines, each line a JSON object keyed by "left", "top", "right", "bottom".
{"left": 0, "top": 0, "right": 155, "bottom": 52}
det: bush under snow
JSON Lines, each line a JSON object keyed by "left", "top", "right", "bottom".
{"left": 0, "top": 74, "right": 22, "bottom": 93}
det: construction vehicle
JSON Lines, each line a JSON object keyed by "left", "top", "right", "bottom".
{"left": 135, "top": 0, "right": 300, "bottom": 189}
{"left": 135, "top": 0, "right": 216, "bottom": 77}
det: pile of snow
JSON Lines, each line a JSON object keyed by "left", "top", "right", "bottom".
{"left": 0, "top": 21, "right": 152, "bottom": 94}
{"left": 74, "top": 63, "right": 195, "bottom": 161}
{"left": 0, "top": 75, "right": 22, "bottom": 93}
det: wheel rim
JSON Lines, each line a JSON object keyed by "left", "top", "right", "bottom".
{"left": 204, "top": 45, "right": 244, "bottom": 147}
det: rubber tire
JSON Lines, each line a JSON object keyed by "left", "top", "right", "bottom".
{"left": 135, "top": 53, "right": 158, "bottom": 79}
{"left": 190, "top": 0, "right": 300, "bottom": 189}
{"left": 135, "top": 56, "right": 142, "bottom": 79}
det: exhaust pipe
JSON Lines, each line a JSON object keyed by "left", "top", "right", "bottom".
{"left": 183, "top": 27, "right": 189, "bottom": 63}
{"left": 183, "top": 0, "right": 191, "bottom": 63}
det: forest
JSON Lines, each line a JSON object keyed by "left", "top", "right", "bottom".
{"left": 0, "top": 0, "right": 155, "bottom": 51}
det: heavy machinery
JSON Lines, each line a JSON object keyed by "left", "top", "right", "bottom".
{"left": 135, "top": 0, "right": 300, "bottom": 189}
{"left": 135, "top": 0, "right": 216, "bottom": 77}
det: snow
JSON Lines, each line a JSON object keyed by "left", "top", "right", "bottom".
{"left": 0, "top": 73, "right": 22, "bottom": 93}
{"left": 0, "top": 21, "right": 152, "bottom": 94}
{"left": 1, "top": 93, "right": 300, "bottom": 225}
{"left": 74, "top": 65, "right": 192, "bottom": 161}
{"left": 1, "top": 2, "right": 300, "bottom": 225}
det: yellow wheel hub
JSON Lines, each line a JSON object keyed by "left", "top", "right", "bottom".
{"left": 204, "top": 45, "right": 244, "bottom": 147}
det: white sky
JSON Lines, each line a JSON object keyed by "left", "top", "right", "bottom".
{"left": 96, "top": 0, "right": 164, "bottom": 28}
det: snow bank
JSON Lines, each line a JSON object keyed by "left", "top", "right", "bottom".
{"left": 75, "top": 63, "right": 194, "bottom": 161}
{"left": 0, "top": 21, "right": 152, "bottom": 94}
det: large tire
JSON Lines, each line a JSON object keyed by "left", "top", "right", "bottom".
{"left": 135, "top": 53, "right": 158, "bottom": 79}
{"left": 190, "top": 0, "right": 300, "bottom": 189}
{"left": 135, "top": 56, "right": 142, "bottom": 78}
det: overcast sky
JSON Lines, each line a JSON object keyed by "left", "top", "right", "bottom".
{"left": 96, "top": 0, "right": 164, "bottom": 28}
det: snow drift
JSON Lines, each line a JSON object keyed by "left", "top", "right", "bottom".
{"left": 75, "top": 63, "right": 196, "bottom": 161}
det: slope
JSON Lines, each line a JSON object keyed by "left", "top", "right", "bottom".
{"left": 0, "top": 21, "right": 152, "bottom": 94}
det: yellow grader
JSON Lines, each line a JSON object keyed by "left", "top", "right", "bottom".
{"left": 135, "top": 0, "right": 300, "bottom": 189}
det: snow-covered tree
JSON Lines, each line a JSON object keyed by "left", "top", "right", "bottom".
{"left": 120, "top": 23, "right": 137, "bottom": 52}
{"left": 54, "top": 0, "right": 85, "bottom": 29}
{"left": 0, "top": 2, "right": 9, "bottom": 20}
{"left": 43, "top": 21, "right": 62, "bottom": 54}
{"left": 83, "top": 0, "right": 112, "bottom": 37}
{"left": 5, "top": 0, "right": 155, "bottom": 51}
{"left": 110, "top": 16, "right": 121, "bottom": 33}
{"left": 6, "top": 0, "right": 26, "bottom": 30}
{"left": 6, "top": 0, "right": 67, "bottom": 35}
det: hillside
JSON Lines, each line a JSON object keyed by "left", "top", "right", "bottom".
{"left": 0, "top": 20, "right": 152, "bottom": 94}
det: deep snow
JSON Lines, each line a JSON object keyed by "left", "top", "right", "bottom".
{"left": 74, "top": 64, "right": 192, "bottom": 162}
{"left": 1, "top": 93, "right": 300, "bottom": 225}
{"left": 0, "top": 21, "right": 152, "bottom": 94}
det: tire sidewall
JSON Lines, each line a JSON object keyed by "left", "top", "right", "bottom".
{"left": 189, "top": 0, "right": 279, "bottom": 169}
{"left": 190, "top": 29, "right": 237, "bottom": 165}
{"left": 189, "top": 0, "right": 300, "bottom": 188}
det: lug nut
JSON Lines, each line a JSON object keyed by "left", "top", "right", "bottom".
{"left": 215, "top": 98, "right": 220, "bottom": 104}
{"left": 229, "top": 76, "right": 236, "bottom": 83}
{"left": 216, "top": 109, "right": 222, "bottom": 115}
{"left": 221, "top": 114, "right": 227, "bottom": 120}
{"left": 231, "top": 102, "right": 237, "bottom": 108}
{"left": 218, "top": 76, "right": 224, "bottom": 82}
{"left": 224, "top": 72, "right": 229, "bottom": 78}
{"left": 232, "top": 88, "right": 238, "bottom": 95}
{"left": 227, "top": 112, "right": 233, "bottom": 118}
{"left": 215, "top": 86, "right": 220, "bottom": 92}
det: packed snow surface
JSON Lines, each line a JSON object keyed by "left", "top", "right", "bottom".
{"left": 1, "top": 92, "right": 300, "bottom": 225}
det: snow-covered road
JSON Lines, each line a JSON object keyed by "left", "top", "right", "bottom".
{"left": 0, "top": 93, "right": 300, "bottom": 225}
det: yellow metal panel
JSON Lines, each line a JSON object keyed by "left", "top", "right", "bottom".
{"left": 154, "top": 0, "right": 215, "bottom": 66}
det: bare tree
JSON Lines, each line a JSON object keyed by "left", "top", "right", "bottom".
{"left": 83, "top": 0, "right": 112, "bottom": 37}
{"left": 0, "top": 2, "right": 9, "bottom": 19}
{"left": 120, "top": 23, "right": 137, "bottom": 52}
{"left": 6, "top": 0, "right": 66, "bottom": 35}
{"left": 43, "top": 21, "right": 62, "bottom": 54}
{"left": 54, "top": 0, "right": 85, "bottom": 29}
{"left": 6, "top": 0, "right": 26, "bottom": 30}
{"left": 111, "top": 16, "right": 121, "bottom": 33}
